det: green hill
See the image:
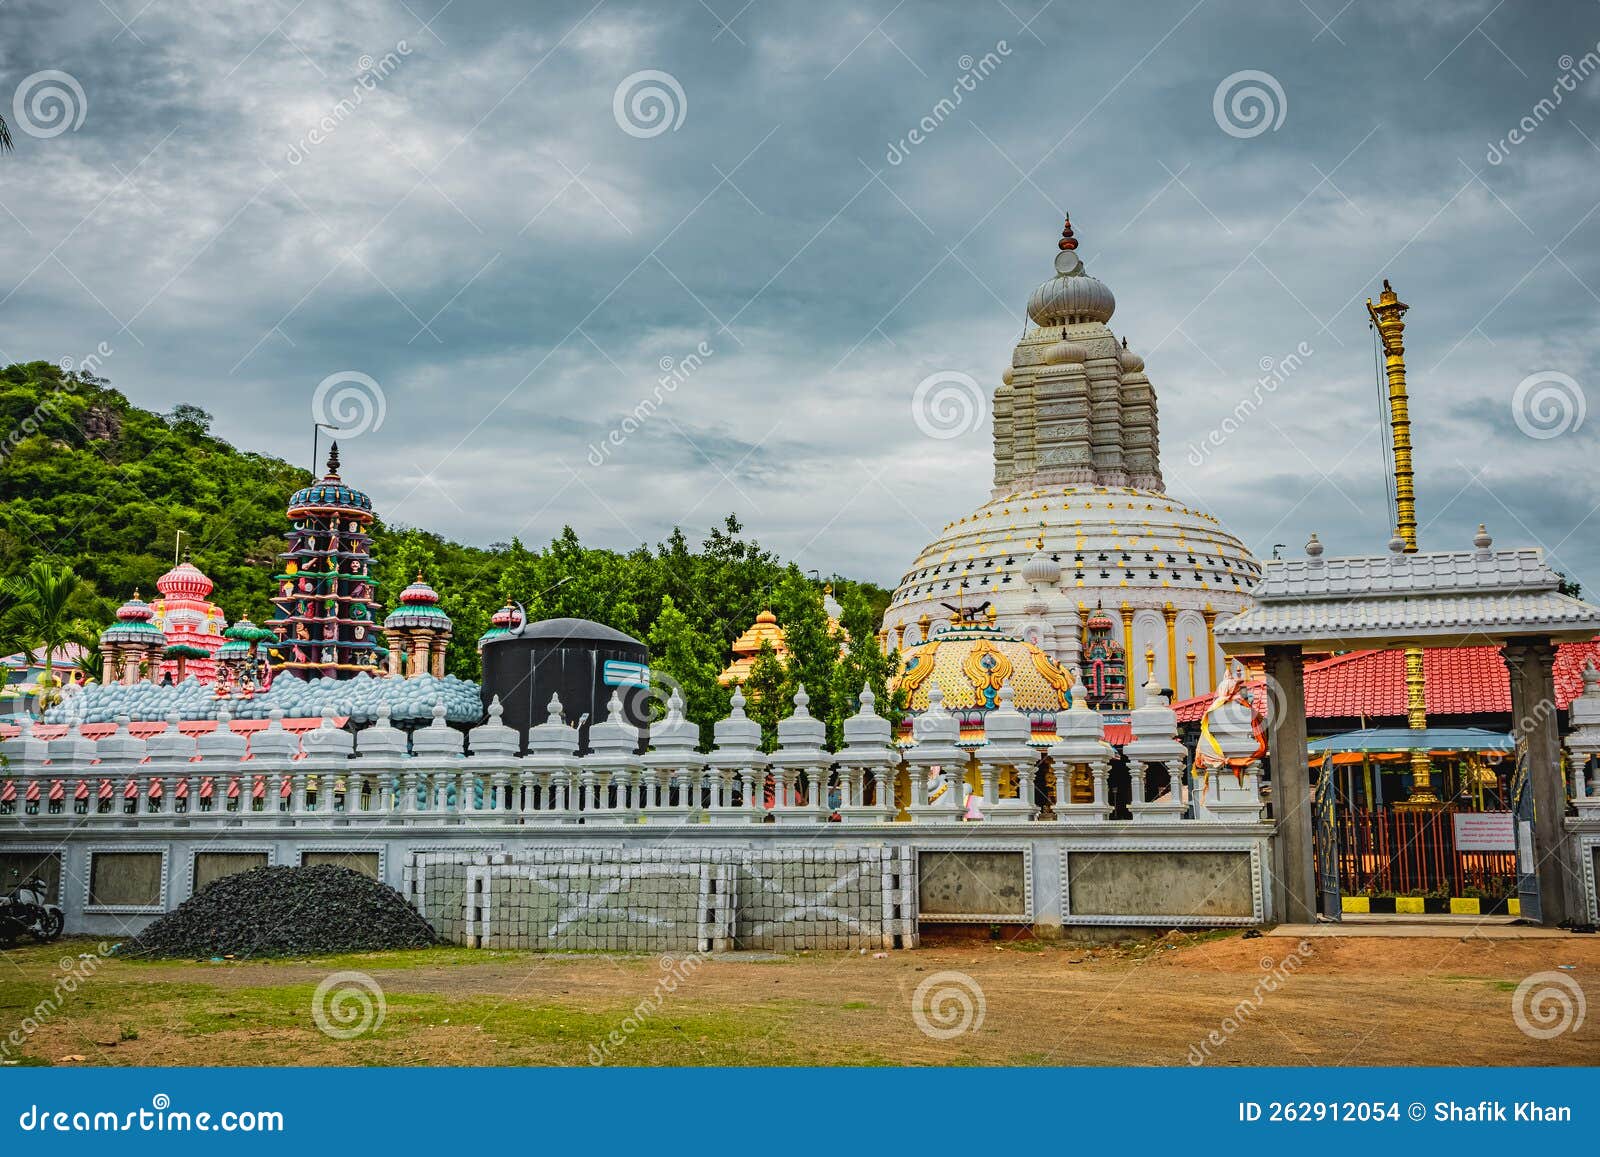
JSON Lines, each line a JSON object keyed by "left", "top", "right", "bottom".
{"left": 0, "top": 360, "right": 898, "bottom": 740}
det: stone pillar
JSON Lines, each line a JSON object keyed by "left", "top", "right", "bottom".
{"left": 1502, "top": 637, "right": 1569, "bottom": 926}
{"left": 1265, "top": 644, "right": 1314, "bottom": 924}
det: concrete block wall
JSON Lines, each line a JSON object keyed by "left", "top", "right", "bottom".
{"left": 410, "top": 846, "right": 916, "bottom": 953}
{"left": 735, "top": 847, "right": 914, "bottom": 951}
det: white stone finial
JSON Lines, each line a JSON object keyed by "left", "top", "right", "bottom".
{"left": 792, "top": 683, "right": 811, "bottom": 716}
{"left": 605, "top": 690, "right": 625, "bottom": 722}
{"left": 217, "top": 706, "right": 232, "bottom": 724}
{"left": 927, "top": 683, "right": 945, "bottom": 712}
{"left": 665, "top": 688, "right": 685, "bottom": 720}
{"left": 376, "top": 701, "right": 392, "bottom": 723}
{"left": 1473, "top": 523, "right": 1493, "bottom": 556}
{"left": 1142, "top": 674, "right": 1167, "bottom": 706}
{"left": 544, "top": 692, "right": 563, "bottom": 721}
{"left": 488, "top": 695, "right": 504, "bottom": 722}
{"left": 431, "top": 699, "right": 447, "bottom": 725}
{"left": 1584, "top": 659, "right": 1600, "bottom": 696}
{"left": 729, "top": 685, "right": 747, "bottom": 715}
{"left": 1305, "top": 533, "right": 1323, "bottom": 560}
{"left": 998, "top": 680, "right": 1015, "bottom": 708}
{"left": 1388, "top": 534, "right": 1406, "bottom": 554}
{"left": 858, "top": 682, "right": 876, "bottom": 711}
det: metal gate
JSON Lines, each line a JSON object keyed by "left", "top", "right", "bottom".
{"left": 1510, "top": 748, "right": 1542, "bottom": 923}
{"left": 1313, "top": 762, "right": 1341, "bottom": 920}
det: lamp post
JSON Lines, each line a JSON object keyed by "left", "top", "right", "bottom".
{"left": 311, "top": 422, "right": 338, "bottom": 475}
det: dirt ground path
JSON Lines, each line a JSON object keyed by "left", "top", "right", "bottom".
{"left": 3, "top": 930, "right": 1596, "bottom": 1066}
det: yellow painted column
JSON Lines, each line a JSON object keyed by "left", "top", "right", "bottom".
{"left": 1163, "top": 602, "right": 1178, "bottom": 692}
{"left": 1202, "top": 606, "right": 1217, "bottom": 694}
{"left": 1119, "top": 603, "right": 1135, "bottom": 706}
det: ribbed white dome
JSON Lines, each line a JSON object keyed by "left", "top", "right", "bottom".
{"left": 1027, "top": 271, "right": 1115, "bottom": 326}
{"left": 1021, "top": 547, "right": 1061, "bottom": 585}
{"left": 1043, "top": 340, "right": 1088, "bottom": 365}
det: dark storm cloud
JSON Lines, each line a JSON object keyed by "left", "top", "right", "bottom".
{"left": 2, "top": 0, "right": 1597, "bottom": 587}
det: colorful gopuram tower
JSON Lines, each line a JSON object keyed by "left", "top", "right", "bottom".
{"left": 150, "top": 557, "right": 228, "bottom": 683}
{"left": 1079, "top": 603, "right": 1128, "bottom": 712}
{"left": 268, "top": 443, "right": 384, "bottom": 679}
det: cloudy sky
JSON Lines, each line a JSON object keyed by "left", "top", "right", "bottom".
{"left": 3, "top": 0, "right": 1598, "bottom": 590}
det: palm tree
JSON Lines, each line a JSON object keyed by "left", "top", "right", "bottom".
{"left": 5, "top": 562, "right": 87, "bottom": 706}
{"left": 75, "top": 640, "right": 106, "bottom": 685}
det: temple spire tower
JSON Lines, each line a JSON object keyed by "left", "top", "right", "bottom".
{"left": 995, "top": 215, "right": 1164, "bottom": 495}
{"left": 886, "top": 213, "right": 1259, "bottom": 710}
{"left": 1368, "top": 278, "right": 1436, "bottom": 807}
{"left": 269, "top": 443, "right": 385, "bottom": 679}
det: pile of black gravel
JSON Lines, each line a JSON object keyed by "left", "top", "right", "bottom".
{"left": 122, "top": 865, "right": 438, "bottom": 958}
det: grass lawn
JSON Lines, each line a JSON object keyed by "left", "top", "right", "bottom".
{"left": 1, "top": 930, "right": 1595, "bottom": 1066}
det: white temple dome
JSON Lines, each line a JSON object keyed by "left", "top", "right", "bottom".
{"left": 1027, "top": 273, "right": 1116, "bottom": 326}
{"left": 1021, "top": 545, "right": 1062, "bottom": 586}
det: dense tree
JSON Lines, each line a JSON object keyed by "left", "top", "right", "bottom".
{"left": 0, "top": 361, "right": 901, "bottom": 734}
{"left": 645, "top": 594, "right": 729, "bottom": 746}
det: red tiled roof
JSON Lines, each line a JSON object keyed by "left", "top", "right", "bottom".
{"left": 1102, "top": 723, "right": 1132, "bottom": 746}
{"left": 1173, "top": 641, "right": 1600, "bottom": 723}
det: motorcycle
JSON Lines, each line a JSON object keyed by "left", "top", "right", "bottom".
{"left": 0, "top": 876, "right": 65, "bottom": 947}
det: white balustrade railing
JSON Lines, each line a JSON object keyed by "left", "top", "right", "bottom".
{"left": 0, "top": 677, "right": 1266, "bottom": 829}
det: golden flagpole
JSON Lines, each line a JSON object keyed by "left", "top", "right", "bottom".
{"left": 1367, "top": 279, "right": 1438, "bottom": 807}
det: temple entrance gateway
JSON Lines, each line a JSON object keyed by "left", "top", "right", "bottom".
{"left": 1218, "top": 531, "right": 1600, "bottom": 927}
